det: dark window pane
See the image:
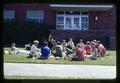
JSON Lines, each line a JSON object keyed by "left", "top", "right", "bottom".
{"left": 81, "top": 17, "right": 88, "bottom": 22}
{"left": 81, "top": 12, "right": 88, "bottom": 15}
{"left": 81, "top": 23, "right": 88, "bottom": 28}
{"left": 57, "top": 11, "right": 64, "bottom": 15}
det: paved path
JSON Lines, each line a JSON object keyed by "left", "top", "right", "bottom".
{"left": 4, "top": 63, "right": 116, "bottom": 79}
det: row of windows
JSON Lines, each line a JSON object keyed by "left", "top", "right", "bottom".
{"left": 4, "top": 10, "right": 89, "bottom": 30}
{"left": 3, "top": 10, "right": 44, "bottom": 22}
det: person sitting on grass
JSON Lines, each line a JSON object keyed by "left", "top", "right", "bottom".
{"left": 10, "top": 43, "right": 19, "bottom": 55}
{"left": 90, "top": 41, "right": 99, "bottom": 60}
{"left": 61, "top": 39, "right": 67, "bottom": 53}
{"left": 97, "top": 41, "right": 107, "bottom": 57}
{"left": 26, "top": 40, "right": 41, "bottom": 59}
{"left": 25, "top": 43, "right": 31, "bottom": 51}
{"left": 51, "top": 41, "right": 63, "bottom": 60}
{"left": 40, "top": 41, "right": 50, "bottom": 59}
{"left": 84, "top": 41, "right": 92, "bottom": 58}
{"left": 76, "top": 39, "right": 85, "bottom": 61}
{"left": 64, "top": 38, "right": 76, "bottom": 60}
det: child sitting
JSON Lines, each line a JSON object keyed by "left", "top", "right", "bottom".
{"left": 10, "top": 43, "right": 19, "bottom": 55}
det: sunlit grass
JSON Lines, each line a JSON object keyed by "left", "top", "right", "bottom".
{"left": 3, "top": 47, "right": 116, "bottom": 66}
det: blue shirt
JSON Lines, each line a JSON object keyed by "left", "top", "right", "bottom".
{"left": 41, "top": 46, "right": 50, "bottom": 57}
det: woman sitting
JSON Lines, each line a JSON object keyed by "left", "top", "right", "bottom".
{"left": 51, "top": 41, "right": 63, "bottom": 60}
{"left": 76, "top": 39, "right": 85, "bottom": 61}
{"left": 84, "top": 41, "right": 92, "bottom": 58}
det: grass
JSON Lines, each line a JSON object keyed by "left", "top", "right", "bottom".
{"left": 3, "top": 47, "right": 116, "bottom": 66}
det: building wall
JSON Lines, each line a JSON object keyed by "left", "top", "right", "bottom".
{"left": 4, "top": 3, "right": 56, "bottom": 25}
{"left": 89, "top": 8, "right": 116, "bottom": 31}
{"left": 4, "top": 4, "right": 116, "bottom": 49}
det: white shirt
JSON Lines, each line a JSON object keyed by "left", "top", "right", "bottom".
{"left": 30, "top": 44, "right": 39, "bottom": 53}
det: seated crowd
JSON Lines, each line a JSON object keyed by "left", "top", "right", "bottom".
{"left": 8, "top": 35, "right": 107, "bottom": 61}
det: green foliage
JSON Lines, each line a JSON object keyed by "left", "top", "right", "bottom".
{"left": 3, "top": 20, "right": 55, "bottom": 47}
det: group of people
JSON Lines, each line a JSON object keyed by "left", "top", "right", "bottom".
{"left": 9, "top": 35, "right": 107, "bottom": 61}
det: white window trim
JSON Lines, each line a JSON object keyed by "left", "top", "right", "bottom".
{"left": 26, "top": 10, "right": 44, "bottom": 23}
{"left": 56, "top": 11, "right": 89, "bottom": 30}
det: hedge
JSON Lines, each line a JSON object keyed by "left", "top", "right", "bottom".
{"left": 3, "top": 20, "right": 55, "bottom": 47}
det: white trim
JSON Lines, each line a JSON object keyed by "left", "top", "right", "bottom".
{"left": 56, "top": 11, "right": 89, "bottom": 30}
{"left": 50, "top": 4, "right": 113, "bottom": 8}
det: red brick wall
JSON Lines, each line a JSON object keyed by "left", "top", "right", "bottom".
{"left": 4, "top": 3, "right": 56, "bottom": 23}
{"left": 44, "top": 10, "right": 56, "bottom": 25}
{"left": 89, "top": 7, "right": 116, "bottom": 31}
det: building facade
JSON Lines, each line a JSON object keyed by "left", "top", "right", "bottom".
{"left": 3, "top": 3, "right": 116, "bottom": 49}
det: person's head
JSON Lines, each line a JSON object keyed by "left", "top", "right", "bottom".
{"left": 50, "top": 38, "right": 54, "bottom": 42}
{"left": 43, "top": 41, "right": 48, "bottom": 46}
{"left": 93, "top": 39, "right": 97, "bottom": 43}
{"left": 57, "top": 41, "right": 61, "bottom": 45}
{"left": 11, "top": 43, "right": 15, "bottom": 47}
{"left": 63, "top": 39, "right": 66, "bottom": 42}
{"left": 86, "top": 41, "right": 90, "bottom": 45}
{"left": 97, "top": 41, "right": 101, "bottom": 45}
{"left": 33, "top": 40, "right": 39, "bottom": 46}
{"left": 80, "top": 39, "right": 83, "bottom": 43}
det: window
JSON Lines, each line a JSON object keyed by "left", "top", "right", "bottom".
{"left": 26, "top": 10, "right": 44, "bottom": 23}
{"left": 56, "top": 11, "right": 89, "bottom": 30}
{"left": 3, "top": 10, "right": 15, "bottom": 21}
{"left": 57, "top": 16, "right": 64, "bottom": 28}
{"left": 81, "top": 16, "right": 88, "bottom": 30}
{"left": 73, "top": 17, "right": 80, "bottom": 28}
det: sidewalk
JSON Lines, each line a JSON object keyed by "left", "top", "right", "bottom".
{"left": 4, "top": 63, "right": 116, "bottom": 79}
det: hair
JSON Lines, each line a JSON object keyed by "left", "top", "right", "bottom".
{"left": 80, "top": 39, "right": 83, "bottom": 42}
{"left": 57, "top": 41, "right": 61, "bottom": 45}
{"left": 86, "top": 41, "right": 90, "bottom": 45}
{"left": 11, "top": 43, "right": 15, "bottom": 47}
{"left": 43, "top": 41, "right": 48, "bottom": 46}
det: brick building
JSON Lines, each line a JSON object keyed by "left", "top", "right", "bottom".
{"left": 3, "top": 3, "right": 116, "bottom": 49}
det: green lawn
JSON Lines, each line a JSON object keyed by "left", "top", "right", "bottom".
{"left": 3, "top": 47, "right": 116, "bottom": 66}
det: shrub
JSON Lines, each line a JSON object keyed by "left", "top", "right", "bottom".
{"left": 3, "top": 20, "right": 55, "bottom": 47}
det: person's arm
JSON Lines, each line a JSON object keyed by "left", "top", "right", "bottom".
{"left": 48, "top": 34, "right": 52, "bottom": 41}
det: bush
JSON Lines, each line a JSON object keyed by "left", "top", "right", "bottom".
{"left": 3, "top": 20, "right": 55, "bottom": 47}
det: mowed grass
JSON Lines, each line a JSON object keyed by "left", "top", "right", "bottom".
{"left": 3, "top": 47, "right": 116, "bottom": 66}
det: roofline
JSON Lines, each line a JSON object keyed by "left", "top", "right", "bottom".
{"left": 50, "top": 4, "right": 113, "bottom": 8}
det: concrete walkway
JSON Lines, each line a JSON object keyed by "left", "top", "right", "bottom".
{"left": 4, "top": 63, "right": 116, "bottom": 79}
